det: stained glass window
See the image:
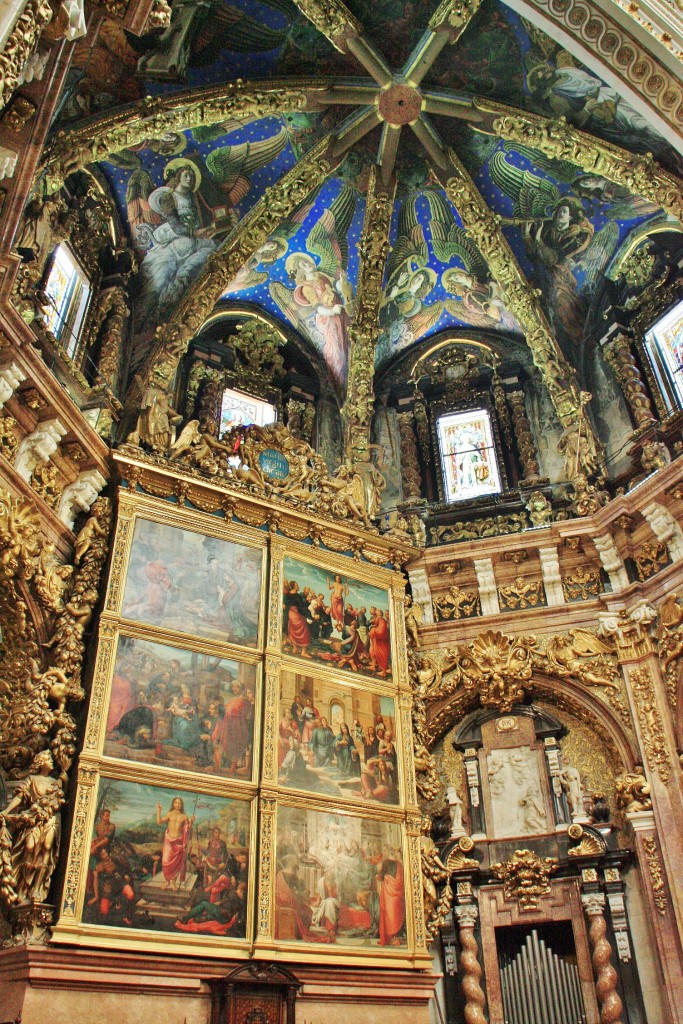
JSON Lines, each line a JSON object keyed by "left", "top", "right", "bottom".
{"left": 219, "top": 387, "right": 276, "bottom": 434}
{"left": 437, "top": 408, "right": 502, "bottom": 503}
{"left": 43, "top": 244, "right": 91, "bottom": 358}
{"left": 644, "top": 299, "right": 683, "bottom": 414}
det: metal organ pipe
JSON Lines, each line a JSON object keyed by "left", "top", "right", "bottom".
{"left": 498, "top": 929, "right": 587, "bottom": 1024}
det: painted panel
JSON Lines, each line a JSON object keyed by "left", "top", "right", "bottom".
{"left": 277, "top": 668, "right": 398, "bottom": 805}
{"left": 103, "top": 635, "right": 258, "bottom": 782}
{"left": 275, "top": 804, "right": 406, "bottom": 948}
{"left": 121, "top": 518, "right": 263, "bottom": 647}
{"left": 82, "top": 777, "right": 252, "bottom": 939}
{"left": 281, "top": 555, "right": 392, "bottom": 681}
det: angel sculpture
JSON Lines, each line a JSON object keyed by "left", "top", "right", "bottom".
{"left": 127, "top": 126, "right": 289, "bottom": 322}
{"left": 543, "top": 629, "right": 619, "bottom": 689}
{"left": 270, "top": 183, "right": 357, "bottom": 387}
{"left": 378, "top": 195, "right": 442, "bottom": 357}
{"left": 488, "top": 147, "right": 628, "bottom": 358}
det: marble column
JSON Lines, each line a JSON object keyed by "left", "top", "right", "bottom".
{"left": 455, "top": 903, "right": 488, "bottom": 1024}
{"left": 581, "top": 892, "right": 623, "bottom": 1024}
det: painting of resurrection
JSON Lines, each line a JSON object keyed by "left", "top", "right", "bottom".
{"left": 104, "top": 636, "right": 257, "bottom": 782}
{"left": 121, "top": 519, "right": 262, "bottom": 646}
{"left": 275, "top": 805, "right": 406, "bottom": 948}
{"left": 281, "top": 556, "right": 392, "bottom": 680}
{"left": 82, "top": 777, "right": 251, "bottom": 938}
{"left": 278, "top": 669, "right": 398, "bottom": 805}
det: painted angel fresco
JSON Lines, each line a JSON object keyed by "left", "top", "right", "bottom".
{"left": 488, "top": 147, "right": 650, "bottom": 359}
{"left": 269, "top": 183, "right": 357, "bottom": 388}
{"left": 427, "top": 190, "right": 519, "bottom": 333}
{"left": 127, "top": 126, "right": 288, "bottom": 325}
{"left": 222, "top": 197, "right": 318, "bottom": 295}
{"left": 379, "top": 195, "right": 441, "bottom": 355}
{"left": 521, "top": 22, "right": 680, "bottom": 171}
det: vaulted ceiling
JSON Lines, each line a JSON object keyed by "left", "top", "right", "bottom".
{"left": 43, "top": 0, "right": 683, "bottom": 406}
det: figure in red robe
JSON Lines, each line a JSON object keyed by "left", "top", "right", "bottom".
{"left": 379, "top": 858, "right": 405, "bottom": 946}
{"left": 284, "top": 581, "right": 312, "bottom": 657}
{"left": 369, "top": 608, "right": 391, "bottom": 677}
{"left": 212, "top": 681, "right": 253, "bottom": 772}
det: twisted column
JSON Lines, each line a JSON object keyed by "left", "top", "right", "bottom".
{"left": 603, "top": 332, "right": 655, "bottom": 430}
{"left": 582, "top": 893, "right": 623, "bottom": 1024}
{"left": 397, "top": 411, "right": 422, "bottom": 502}
{"left": 455, "top": 904, "right": 488, "bottom": 1024}
{"left": 508, "top": 389, "right": 541, "bottom": 484}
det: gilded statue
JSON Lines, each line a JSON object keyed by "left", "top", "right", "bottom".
{"left": 541, "top": 630, "right": 619, "bottom": 690}
{"left": 420, "top": 822, "right": 453, "bottom": 939}
{"left": 404, "top": 593, "right": 422, "bottom": 649}
{"left": 526, "top": 490, "right": 553, "bottom": 528}
{"left": 433, "top": 583, "right": 480, "bottom": 621}
{"left": 0, "top": 751, "right": 66, "bottom": 904}
{"left": 129, "top": 382, "right": 183, "bottom": 452}
{"left": 615, "top": 766, "right": 652, "bottom": 813}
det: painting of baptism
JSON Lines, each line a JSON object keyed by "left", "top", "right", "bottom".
{"left": 121, "top": 519, "right": 263, "bottom": 646}
{"left": 82, "top": 778, "right": 251, "bottom": 939}
{"left": 275, "top": 806, "right": 406, "bottom": 948}
{"left": 278, "top": 670, "right": 399, "bottom": 804}
{"left": 104, "top": 636, "right": 257, "bottom": 782}
{"left": 281, "top": 556, "right": 392, "bottom": 680}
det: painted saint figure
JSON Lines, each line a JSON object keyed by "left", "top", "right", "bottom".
{"left": 156, "top": 796, "right": 195, "bottom": 890}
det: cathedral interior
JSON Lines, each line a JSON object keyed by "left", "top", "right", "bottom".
{"left": 0, "top": 0, "right": 683, "bottom": 1022}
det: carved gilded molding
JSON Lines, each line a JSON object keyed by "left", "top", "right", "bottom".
{"left": 113, "top": 447, "right": 416, "bottom": 569}
{"left": 493, "top": 849, "right": 558, "bottom": 911}
{"left": 628, "top": 665, "right": 672, "bottom": 783}
{"left": 441, "top": 150, "right": 605, "bottom": 506}
{"left": 429, "top": 0, "right": 483, "bottom": 32}
{"left": 642, "top": 834, "right": 668, "bottom": 915}
{"left": 291, "top": 0, "right": 361, "bottom": 51}
{"left": 41, "top": 79, "right": 328, "bottom": 193}
{"left": 342, "top": 167, "right": 395, "bottom": 463}
{"left": 476, "top": 99, "right": 683, "bottom": 224}
{"left": 0, "top": 0, "right": 54, "bottom": 114}
{"left": 0, "top": 489, "right": 112, "bottom": 923}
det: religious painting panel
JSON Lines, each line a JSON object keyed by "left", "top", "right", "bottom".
{"left": 276, "top": 668, "right": 399, "bottom": 806}
{"left": 102, "top": 633, "right": 259, "bottom": 784}
{"left": 279, "top": 554, "right": 393, "bottom": 682}
{"left": 78, "top": 775, "right": 254, "bottom": 944}
{"left": 273, "top": 804, "right": 408, "bottom": 950}
{"left": 119, "top": 515, "right": 264, "bottom": 648}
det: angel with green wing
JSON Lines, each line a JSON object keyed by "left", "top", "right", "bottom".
{"left": 269, "top": 183, "right": 357, "bottom": 387}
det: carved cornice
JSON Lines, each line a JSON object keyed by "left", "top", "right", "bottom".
{"left": 521, "top": 0, "right": 683, "bottom": 137}
{"left": 476, "top": 99, "right": 683, "bottom": 224}
{"left": 113, "top": 449, "right": 416, "bottom": 569}
{"left": 40, "top": 79, "right": 329, "bottom": 193}
{"left": 128, "top": 136, "right": 335, "bottom": 403}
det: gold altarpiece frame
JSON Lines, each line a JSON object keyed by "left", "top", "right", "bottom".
{"left": 54, "top": 476, "right": 428, "bottom": 967}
